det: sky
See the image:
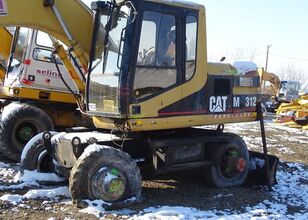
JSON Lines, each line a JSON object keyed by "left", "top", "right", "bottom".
{"left": 202, "top": 0, "right": 308, "bottom": 81}
{"left": 82, "top": 0, "right": 308, "bottom": 87}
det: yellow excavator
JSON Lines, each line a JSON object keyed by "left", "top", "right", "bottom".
{"left": 258, "top": 68, "right": 306, "bottom": 128}
{"left": 259, "top": 68, "right": 281, "bottom": 98}
{"left": 1, "top": 0, "right": 278, "bottom": 207}
{"left": 258, "top": 68, "right": 300, "bottom": 112}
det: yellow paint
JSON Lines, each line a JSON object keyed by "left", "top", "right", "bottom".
{"left": 0, "top": 27, "right": 12, "bottom": 82}
{"left": 0, "top": 0, "right": 92, "bottom": 58}
{"left": 233, "top": 87, "right": 259, "bottom": 95}
{"left": 53, "top": 41, "right": 85, "bottom": 91}
{"left": 2, "top": 86, "right": 77, "bottom": 104}
{"left": 0, "top": 27, "right": 12, "bottom": 61}
{"left": 129, "top": 7, "right": 208, "bottom": 118}
{"left": 0, "top": 68, "right": 5, "bottom": 83}
{"left": 44, "top": 108, "right": 85, "bottom": 127}
{"left": 93, "top": 113, "right": 257, "bottom": 132}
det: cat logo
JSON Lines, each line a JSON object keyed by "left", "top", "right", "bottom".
{"left": 0, "top": 0, "right": 7, "bottom": 16}
{"left": 209, "top": 96, "right": 227, "bottom": 113}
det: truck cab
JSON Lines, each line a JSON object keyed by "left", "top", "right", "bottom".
{"left": 4, "top": 27, "right": 79, "bottom": 101}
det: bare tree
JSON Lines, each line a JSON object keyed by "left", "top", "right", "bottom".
{"left": 222, "top": 47, "right": 257, "bottom": 62}
{"left": 276, "top": 64, "right": 307, "bottom": 88}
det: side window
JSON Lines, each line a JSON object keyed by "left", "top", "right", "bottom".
{"left": 137, "top": 20, "right": 156, "bottom": 65}
{"left": 34, "top": 31, "right": 62, "bottom": 64}
{"left": 133, "top": 11, "right": 177, "bottom": 99}
{"left": 36, "top": 31, "right": 53, "bottom": 48}
{"left": 137, "top": 12, "right": 176, "bottom": 67}
{"left": 185, "top": 15, "right": 197, "bottom": 81}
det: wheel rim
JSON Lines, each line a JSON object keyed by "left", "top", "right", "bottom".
{"left": 90, "top": 166, "right": 127, "bottom": 202}
{"left": 220, "top": 148, "right": 247, "bottom": 178}
{"left": 16, "top": 122, "right": 38, "bottom": 146}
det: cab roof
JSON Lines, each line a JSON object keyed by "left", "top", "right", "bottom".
{"left": 143, "top": 0, "right": 203, "bottom": 11}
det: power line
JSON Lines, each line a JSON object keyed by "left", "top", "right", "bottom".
{"left": 270, "top": 54, "right": 308, "bottom": 62}
{"left": 209, "top": 52, "right": 308, "bottom": 62}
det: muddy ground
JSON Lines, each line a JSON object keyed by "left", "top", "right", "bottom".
{"left": 0, "top": 115, "right": 307, "bottom": 219}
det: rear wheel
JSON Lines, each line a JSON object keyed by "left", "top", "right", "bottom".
{"left": 204, "top": 134, "right": 249, "bottom": 187}
{"left": 21, "top": 132, "right": 57, "bottom": 173}
{"left": 0, "top": 103, "right": 54, "bottom": 161}
{"left": 69, "top": 145, "right": 142, "bottom": 204}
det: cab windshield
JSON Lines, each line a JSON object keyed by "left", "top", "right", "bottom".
{"left": 88, "top": 5, "right": 130, "bottom": 116}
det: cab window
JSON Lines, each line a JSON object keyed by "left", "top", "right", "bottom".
{"left": 133, "top": 11, "right": 177, "bottom": 99}
{"left": 185, "top": 15, "right": 197, "bottom": 81}
{"left": 7, "top": 27, "right": 30, "bottom": 76}
{"left": 34, "top": 31, "right": 62, "bottom": 64}
{"left": 36, "top": 31, "right": 53, "bottom": 48}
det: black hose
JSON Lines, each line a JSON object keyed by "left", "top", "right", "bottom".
{"left": 68, "top": 48, "right": 86, "bottom": 82}
{"left": 51, "top": 52, "right": 84, "bottom": 111}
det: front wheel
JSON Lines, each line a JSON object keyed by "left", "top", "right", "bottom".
{"left": 204, "top": 134, "right": 249, "bottom": 187}
{"left": 69, "top": 144, "right": 142, "bottom": 204}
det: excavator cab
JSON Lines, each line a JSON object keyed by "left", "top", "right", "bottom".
{"left": 87, "top": 0, "right": 260, "bottom": 132}
{"left": 88, "top": 0, "right": 199, "bottom": 122}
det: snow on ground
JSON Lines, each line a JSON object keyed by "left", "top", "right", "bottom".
{"left": 0, "top": 119, "right": 307, "bottom": 219}
{"left": 0, "top": 186, "right": 69, "bottom": 205}
{"left": 0, "top": 163, "right": 306, "bottom": 219}
{"left": 77, "top": 161, "right": 307, "bottom": 219}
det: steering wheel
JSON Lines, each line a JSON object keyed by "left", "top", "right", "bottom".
{"left": 142, "top": 47, "right": 155, "bottom": 65}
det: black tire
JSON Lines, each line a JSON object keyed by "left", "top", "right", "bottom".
{"left": 21, "top": 132, "right": 57, "bottom": 173}
{"left": 204, "top": 133, "right": 249, "bottom": 187}
{"left": 69, "top": 145, "right": 142, "bottom": 204}
{"left": 0, "top": 103, "right": 54, "bottom": 161}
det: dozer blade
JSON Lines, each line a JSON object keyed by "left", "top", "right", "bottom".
{"left": 245, "top": 151, "right": 279, "bottom": 186}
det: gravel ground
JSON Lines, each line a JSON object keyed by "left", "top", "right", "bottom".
{"left": 0, "top": 115, "right": 307, "bottom": 219}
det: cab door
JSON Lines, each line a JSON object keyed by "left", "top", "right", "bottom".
{"left": 129, "top": 5, "right": 183, "bottom": 118}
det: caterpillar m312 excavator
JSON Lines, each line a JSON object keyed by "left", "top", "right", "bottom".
{"left": 1, "top": 0, "right": 278, "bottom": 207}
